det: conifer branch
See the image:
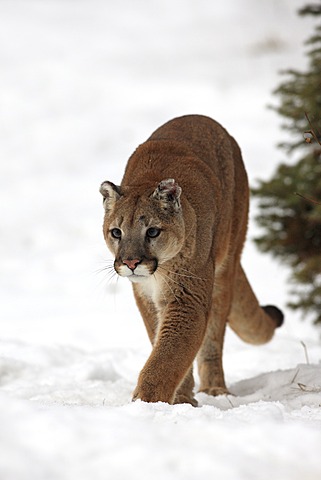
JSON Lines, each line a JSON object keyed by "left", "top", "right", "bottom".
{"left": 295, "top": 192, "right": 321, "bottom": 205}
{"left": 304, "top": 112, "right": 321, "bottom": 145}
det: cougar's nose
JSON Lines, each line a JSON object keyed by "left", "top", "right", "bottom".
{"left": 122, "top": 258, "right": 140, "bottom": 271}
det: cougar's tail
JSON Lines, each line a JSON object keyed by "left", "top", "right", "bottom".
{"left": 228, "top": 264, "right": 284, "bottom": 345}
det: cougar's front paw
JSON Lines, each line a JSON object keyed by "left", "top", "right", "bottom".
{"left": 132, "top": 382, "right": 155, "bottom": 403}
{"left": 132, "top": 380, "right": 174, "bottom": 404}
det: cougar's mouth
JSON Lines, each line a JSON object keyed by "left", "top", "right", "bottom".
{"left": 115, "top": 258, "right": 158, "bottom": 280}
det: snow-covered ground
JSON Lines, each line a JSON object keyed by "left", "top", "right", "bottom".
{"left": 1, "top": 1, "right": 321, "bottom": 479}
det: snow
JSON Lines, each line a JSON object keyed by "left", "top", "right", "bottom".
{"left": 1, "top": 0, "right": 321, "bottom": 479}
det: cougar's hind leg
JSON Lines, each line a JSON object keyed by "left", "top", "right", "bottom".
{"left": 228, "top": 264, "right": 284, "bottom": 345}
{"left": 197, "top": 266, "right": 234, "bottom": 396}
{"left": 197, "top": 323, "right": 228, "bottom": 396}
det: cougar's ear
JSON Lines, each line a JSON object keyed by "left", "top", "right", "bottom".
{"left": 99, "top": 181, "right": 121, "bottom": 211}
{"left": 152, "top": 178, "right": 182, "bottom": 211}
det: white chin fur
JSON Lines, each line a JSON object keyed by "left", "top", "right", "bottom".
{"left": 127, "top": 275, "right": 149, "bottom": 283}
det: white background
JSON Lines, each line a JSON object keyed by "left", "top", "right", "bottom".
{"left": 0, "top": 1, "right": 321, "bottom": 479}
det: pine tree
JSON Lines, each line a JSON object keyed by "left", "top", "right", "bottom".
{"left": 252, "top": 3, "right": 321, "bottom": 324}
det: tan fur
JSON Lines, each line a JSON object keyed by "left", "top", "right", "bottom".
{"left": 100, "top": 115, "right": 283, "bottom": 406}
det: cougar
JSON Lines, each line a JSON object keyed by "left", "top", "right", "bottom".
{"left": 100, "top": 114, "right": 283, "bottom": 406}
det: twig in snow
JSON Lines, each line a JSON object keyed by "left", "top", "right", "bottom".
{"left": 297, "top": 383, "right": 321, "bottom": 393}
{"left": 290, "top": 368, "right": 300, "bottom": 384}
{"left": 226, "top": 395, "right": 234, "bottom": 409}
{"left": 300, "top": 341, "right": 310, "bottom": 365}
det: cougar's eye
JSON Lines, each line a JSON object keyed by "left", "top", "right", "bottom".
{"left": 146, "top": 227, "right": 161, "bottom": 238}
{"left": 110, "top": 228, "right": 122, "bottom": 239}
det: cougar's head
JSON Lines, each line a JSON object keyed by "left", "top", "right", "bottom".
{"left": 99, "top": 179, "right": 185, "bottom": 282}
